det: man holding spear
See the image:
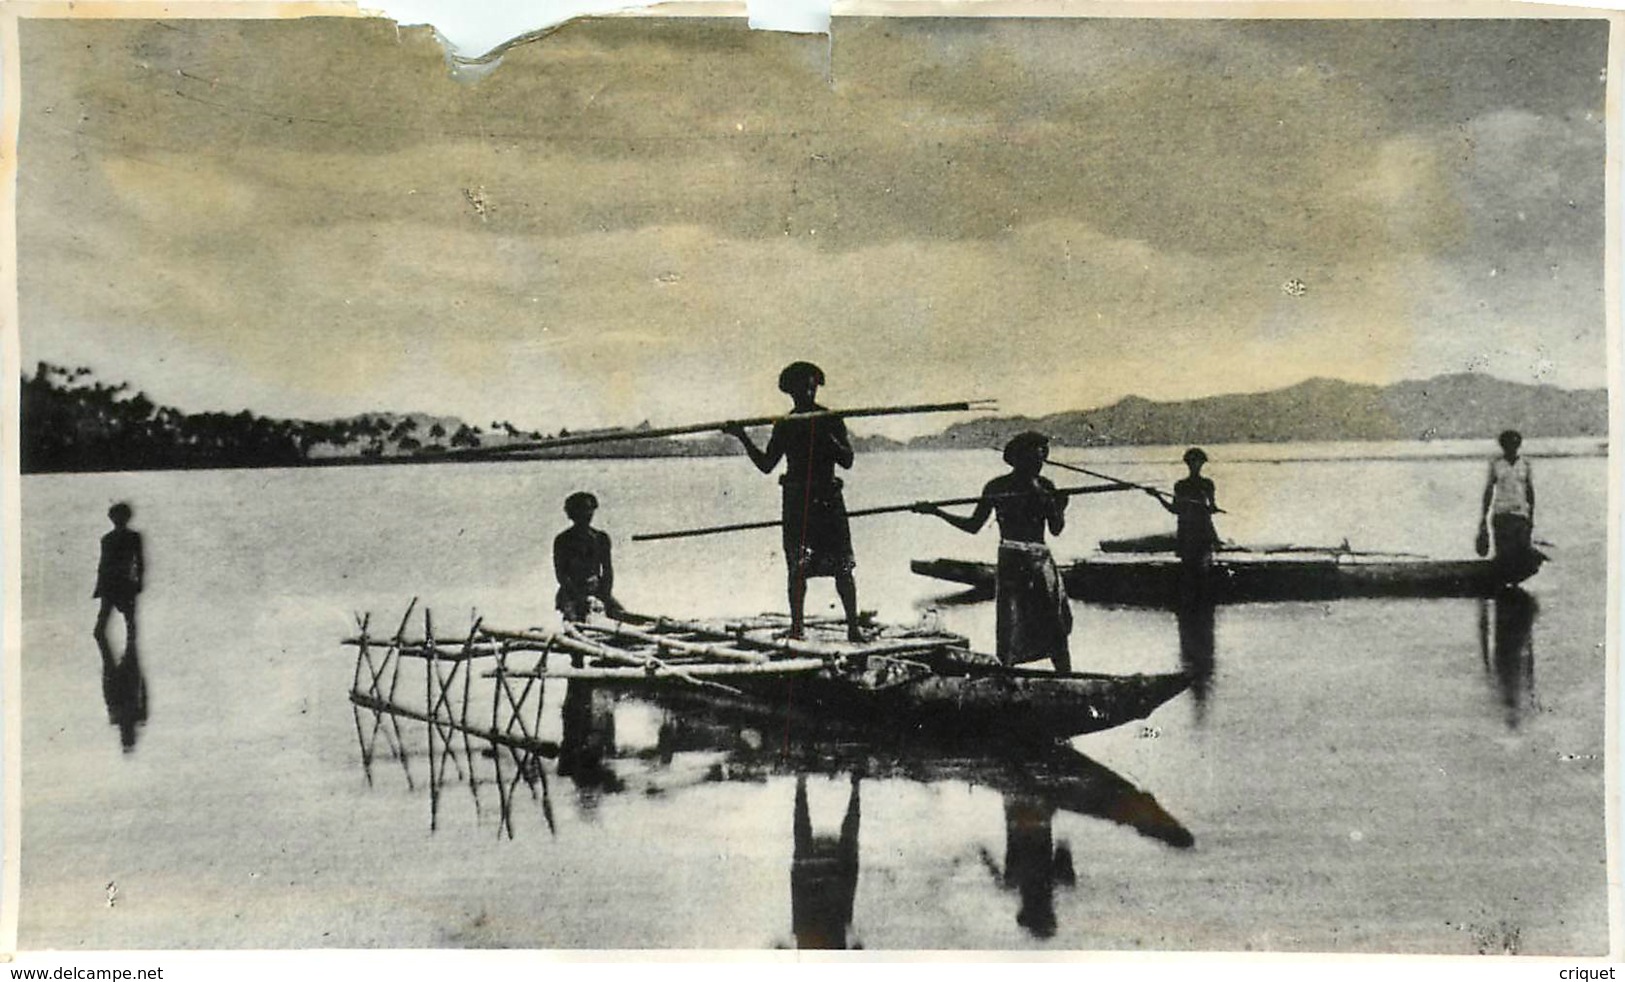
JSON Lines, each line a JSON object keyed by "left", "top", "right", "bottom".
{"left": 724, "top": 362, "right": 863, "bottom": 642}
{"left": 913, "top": 432, "right": 1074, "bottom": 672}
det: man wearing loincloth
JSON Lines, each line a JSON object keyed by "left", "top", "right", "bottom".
{"left": 726, "top": 361, "right": 862, "bottom": 642}
{"left": 913, "top": 432, "right": 1073, "bottom": 671}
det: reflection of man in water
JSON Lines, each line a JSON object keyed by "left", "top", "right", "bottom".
{"left": 982, "top": 794, "right": 1075, "bottom": 940}
{"left": 1175, "top": 598, "right": 1217, "bottom": 718}
{"left": 1479, "top": 588, "right": 1539, "bottom": 729}
{"left": 791, "top": 775, "right": 861, "bottom": 949}
{"left": 101, "top": 643, "right": 148, "bottom": 753}
{"left": 558, "top": 680, "right": 623, "bottom": 803}
{"left": 93, "top": 502, "right": 144, "bottom": 657}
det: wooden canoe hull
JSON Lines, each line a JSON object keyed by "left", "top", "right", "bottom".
{"left": 913, "top": 553, "right": 1543, "bottom": 607}
{"left": 563, "top": 612, "right": 1190, "bottom": 741}
{"left": 348, "top": 608, "right": 1191, "bottom": 752}
{"left": 591, "top": 661, "right": 1191, "bottom": 742}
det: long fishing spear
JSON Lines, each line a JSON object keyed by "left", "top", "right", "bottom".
{"left": 1045, "top": 458, "right": 1165, "bottom": 496}
{"left": 633, "top": 483, "right": 1136, "bottom": 543}
{"left": 459, "top": 399, "right": 997, "bottom": 457}
{"left": 1046, "top": 457, "right": 1228, "bottom": 514}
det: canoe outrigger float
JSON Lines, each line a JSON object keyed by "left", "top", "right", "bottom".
{"left": 345, "top": 602, "right": 1191, "bottom": 755}
{"left": 912, "top": 549, "right": 1544, "bottom": 608}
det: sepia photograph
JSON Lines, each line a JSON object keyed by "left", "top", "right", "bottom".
{"left": 6, "top": 1, "right": 1619, "bottom": 958}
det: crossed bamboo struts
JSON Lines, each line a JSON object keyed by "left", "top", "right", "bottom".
{"left": 343, "top": 604, "right": 968, "bottom": 838}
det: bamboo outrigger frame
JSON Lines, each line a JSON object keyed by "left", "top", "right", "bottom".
{"left": 345, "top": 602, "right": 972, "bottom": 836}
{"left": 345, "top": 602, "right": 1193, "bottom": 838}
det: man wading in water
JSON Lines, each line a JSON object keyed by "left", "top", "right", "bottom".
{"left": 725, "top": 362, "right": 863, "bottom": 642}
{"left": 93, "top": 501, "right": 144, "bottom": 659}
{"left": 913, "top": 432, "right": 1073, "bottom": 672}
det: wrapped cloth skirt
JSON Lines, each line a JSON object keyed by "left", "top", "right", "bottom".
{"left": 782, "top": 480, "right": 856, "bottom": 579}
{"left": 996, "top": 540, "right": 1073, "bottom": 668}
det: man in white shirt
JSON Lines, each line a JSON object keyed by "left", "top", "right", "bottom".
{"left": 1478, "top": 429, "right": 1536, "bottom": 574}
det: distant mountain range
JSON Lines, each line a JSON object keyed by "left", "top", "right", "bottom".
{"left": 908, "top": 374, "right": 1609, "bottom": 450}
{"left": 20, "top": 364, "right": 1609, "bottom": 473}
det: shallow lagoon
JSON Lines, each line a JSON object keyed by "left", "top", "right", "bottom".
{"left": 18, "top": 441, "right": 1611, "bottom": 951}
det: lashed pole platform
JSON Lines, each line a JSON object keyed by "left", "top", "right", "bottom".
{"left": 344, "top": 604, "right": 978, "bottom": 836}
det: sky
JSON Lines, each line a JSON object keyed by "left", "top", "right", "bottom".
{"left": 16, "top": 14, "right": 1613, "bottom": 437}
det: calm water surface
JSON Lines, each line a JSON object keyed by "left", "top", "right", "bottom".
{"left": 18, "top": 442, "right": 1612, "bottom": 951}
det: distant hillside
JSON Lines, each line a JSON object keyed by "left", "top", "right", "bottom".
{"left": 910, "top": 374, "right": 1609, "bottom": 450}
{"left": 21, "top": 362, "right": 1608, "bottom": 474}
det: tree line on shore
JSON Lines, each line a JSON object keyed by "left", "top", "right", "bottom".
{"left": 21, "top": 363, "right": 490, "bottom": 473}
{"left": 21, "top": 362, "right": 1607, "bottom": 474}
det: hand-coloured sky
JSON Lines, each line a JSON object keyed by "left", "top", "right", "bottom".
{"left": 17, "top": 15, "right": 1611, "bottom": 435}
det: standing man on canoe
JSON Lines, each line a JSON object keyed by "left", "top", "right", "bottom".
{"left": 724, "top": 362, "right": 863, "bottom": 642}
{"left": 1478, "top": 429, "right": 1538, "bottom": 576}
{"left": 1147, "top": 447, "right": 1222, "bottom": 575}
{"left": 913, "top": 432, "right": 1073, "bottom": 672}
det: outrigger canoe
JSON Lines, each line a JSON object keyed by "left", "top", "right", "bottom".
{"left": 912, "top": 551, "right": 1543, "bottom": 607}
{"left": 345, "top": 606, "right": 1190, "bottom": 744}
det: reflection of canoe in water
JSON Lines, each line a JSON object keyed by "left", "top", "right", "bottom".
{"left": 913, "top": 552, "right": 1543, "bottom": 607}
{"left": 646, "top": 697, "right": 1194, "bottom": 848}
{"left": 565, "top": 613, "right": 1191, "bottom": 742}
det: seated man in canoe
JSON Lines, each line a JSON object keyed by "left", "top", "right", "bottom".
{"left": 725, "top": 361, "right": 863, "bottom": 642}
{"left": 913, "top": 432, "right": 1073, "bottom": 672}
{"left": 1477, "top": 429, "right": 1541, "bottom": 578}
{"left": 553, "top": 491, "right": 625, "bottom": 622}
{"left": 1146, "top": 447, "right": 1222, "bottom": 575}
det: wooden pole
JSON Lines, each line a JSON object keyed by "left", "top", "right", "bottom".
{"left": 599, "top": 612, "right": 966, "bottom": 662}
{"left": 385, "top": 599, "right": 417, "bottom": 720}
{"left": 377, "top": 601, "right": 417, "bottom": 791}
{"left": 424, "top": 607, "right": 439, "bottom": 832}
{"left": 490, "top": 640, "right": 504, "bottom": 786}
{"left": 1046, "top": 459, "right": 1167, "bottom": 497}
{"left": 552, "top": 629, "right": 751, "bottom": 695}
{"left": 574, "top": 622, "right": 770, "bottom": 664}
{"left": 350, "top": 612, "right": 370, "bottom": 702}
{"left": 631, "top": 483, "right": 1135, "bottom": 542}
{"left": 485, "top": 659, "right": 827, "bottom": 681}
{"left": 349, "top": 692, "right": 559, "bottom": 758}
{"left": 436, "top": 624, "right": 470, "bottom": 784}
{"left": 534, "top": 745, "right": 557, "bottom": 838}
{"left": 351, "top": 704, "right": 375, "bottom": 788}
{"left": 459, "top": 619, "right": 480, "bottom": 777}
{"left": 1048, "top": 459, "right": 1228, "bottom": 515}
{"left": 456, "top": 399, "right": 996, "bottom": 457}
